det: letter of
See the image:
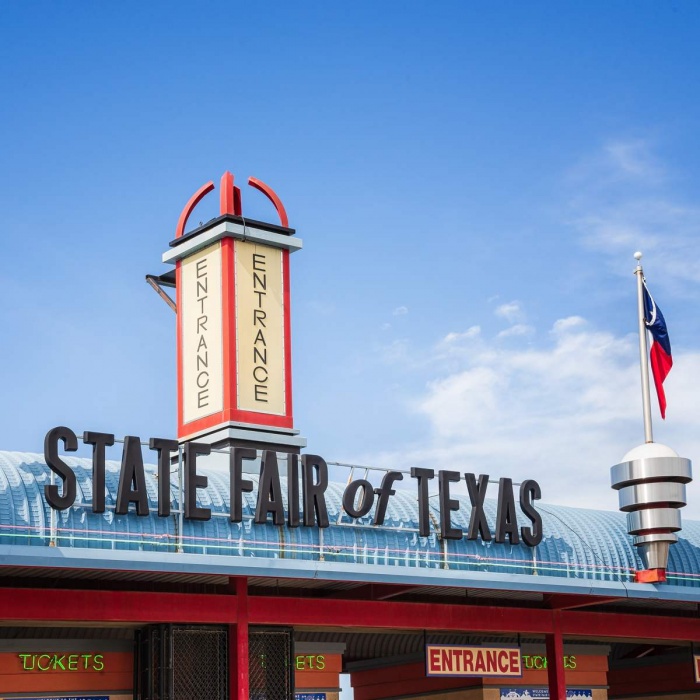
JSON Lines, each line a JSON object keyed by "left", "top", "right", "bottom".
{"left": 510, "top": 650, "right": 520, "bottom": 674}
{"left": 287, "top": 453, "right": 300, "bottom": 528}
{"left": 44, "top": 426, "right": 78, "bottom": 510}
{"left": 81, "top": 653, "right": 91, "bottom": 669}
{"left": 196, "top": 277, "right": 208, "bottom": 296}
{"left": 254, "top": 385, "right": 268, "bottom": 402}
{"left": 196, "top": 315, "right": 208, "bottom": 333}
{"left": 83, "top": 431, "right": 115, "bottom": 514}
{"left": 254, "top": 290, "right": 266, "bottom": 307}
{"left": 474, "top": 650, "right": 486, "bottom": 673}
{"left": 465, "top": 473, "right": 491, "bottom": 541}
{"left": 93, "top": 653, "right": 104, "bottom": 671}
{"left": 253, "top": 365, "right": 269, "bottom": 383}
{"left": 373, "top": 471, "right": 403, "bottom": 526}
{"left": 184, "top": 442, "right": 211, "bottom": 520}
{"left": 254, "top": 328, "right": 267, "bottom": 346}
{"left": 197, "top": 334, "right": 208, "bottom": 351}
{"left": 519, "top": 479, "right": 543, "bottom": 546}
{"left": 198, "top": 389, "right": 209, "bottom": 408}
{"left": 37, "top": 654, "right": 51, "bottom": 671}
{"left": 498, "top": 650, "right": 508, "bottom": 673}
{"left": 253, "top": 309, "right": 267, "bottom": 327}
{"left": 438, "top": 470, "right": 462, "bottom": 540}
{"left": 486, "top": 649, "right": 497, "bottom": 673}
{"left": 411, "top": 468, "right": 434, "bottom": 537}
{"left": 196, "top": 258, "right": 208, "bottom": 277}
{"left": 253, "top": 271, "right": 267, "bottom": 290}
{"left": 429, "top": 648, "right": 440, "bottom": 673}
{"left": 296, "top": 656, "right": 304, "bottom": 670}
{"left": 196, "top": 370, "right": 209, "bottom": 388}
{"left": 495, "top": 477, "right": 520, "bottom": 544}
{"left": 253, "top": 346, "right": 267, "bottom": 365}
{"left": 255, "top": 451, "right": 285, "bottom": 526}
{"left": 115, "top": 436, "right": 150, "bottom": 516}
{"left": 441, "top": 648, "right": 453, "bottom": 672}
{"left": 253, "top": 253, "right": 266, "bottom": 271}
{"left": 316, "top": 655, "right": 325, "bottom": 670}
{"left": 342, "top": 479, "right": 375, "bottom": 519}
{"left": 230, "top": 447, "right": 255, "bottom": 523}
{"left": 68, "top": 654, "right": 78, "bottom": 670}
{"left": 301, "top": 454, "right": 330, "bottom": 527}
{"left": 18, "top": 653, "right": 32, "bottom": 670}
{"left": 149, "top": 438, "right": 178, "bottom": 517}
{"left": 464, "top": 649, "right": 474, "bottom": 672}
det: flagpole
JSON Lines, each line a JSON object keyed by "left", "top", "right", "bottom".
{"left": 634, "top": 251, "right": 654, "bottom": 443}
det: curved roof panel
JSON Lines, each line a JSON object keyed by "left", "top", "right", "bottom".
{"left": 1, "top": 451, "right": 698, "bottom": 592}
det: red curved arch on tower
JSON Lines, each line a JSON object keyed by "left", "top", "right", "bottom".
{"left": 175, "top": 181, "right": 215, "bottom": 238}
{"left": 248, "top": 177, "right": 289, "bottom": 228}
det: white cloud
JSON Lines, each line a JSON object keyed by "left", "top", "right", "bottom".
{"left": 567, "top": 139, "right": 700, "bottom": 285}
{"left": 369, "top": 316, "right": 700, "bottom": 518}
{"left": 393, "top": 306, "right": 409, "bottom": 316}
{"left": 495, "top": 301, "right": 523, "bottom": 323}
{"left": 497, "top": 324, "right": 534, "bottom": 339}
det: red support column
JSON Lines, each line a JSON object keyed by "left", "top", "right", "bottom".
{"left": 546, "top": 611, "right": 566, "bottom": 700}
{"left": 229, "top": 577, "right": 249, "bottom": 700}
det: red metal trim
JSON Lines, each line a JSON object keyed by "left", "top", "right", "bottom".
{"left": 248, "top": 597, "right": 554, "bottom": 634}
{"left": 560, "top": 608, "right": 700, "bottom": 641}
{"left": 1, "top": 588, "right": 699, "bottom": 643}
{"left": 282, "top": 249, "right": 293, "bottom": 422}
{"left": 176, "top": 181, "right": 215, "bottom": 238}
{"left": 230, "top": 577, "right": 249, "bottom": 700}
{"left": 222, "top": 237, "right": 237, "bottom": 421}
{"left": 543, "top": 594, "right": 621, "bottom": 610}
{"left": 176, "top": 260, "right": 184, "bottom": 436}
{"left": 546, "top": 612, "right": 567, "bottom": 700}
{"left": 636, "top": 568, "right": 667, "bottom": 583}
{"left": 0, "top": 588, "right": 236, "bottom": 624}
{"left": 220, "top": 171, "right": 236, "bottom": 215}
{"left": 248, "top": 177, "right": 289, "bottom": 228}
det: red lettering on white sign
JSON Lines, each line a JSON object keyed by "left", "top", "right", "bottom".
{"left": 426, "top": 645, "right": 522, "bottom": 677}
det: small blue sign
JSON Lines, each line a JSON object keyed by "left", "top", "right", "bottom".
{"left": 500, "top": 690, "right": 592, "bottom": 700}
{"left": 5, "top": 696, "right": 109, "bottom": 700}
{"left": 295, "top": 694, "right": 327, "bottom": 700}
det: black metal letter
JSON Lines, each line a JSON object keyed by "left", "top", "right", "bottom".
{"left": 149, "top": 437, "right": 178, "bottom": 517}
{"left": 438, "top": 470, "right": 462, "bottom": 540}
{"left": 373, "top": 471, "right": 403, "bottom": 526}
{"left": 230, "top": 447, "right": 254, "bottom": 523}
{"left": 83, "top": 431, "right": 114, "bottom": 514}
{"left": 519, "top": 479, "right": 543, "bottom": 546}
{"left": 411, "top": 468, "right": 434, "bottom": 537}
{"left": 184, "top": 442, "right": 211, "bottom": 521}
{"left": 342, "top": 479, "right": 375, "bottom": 519}
{"left": 44, "top": 426, "right": 77, "bottom": 510}
{"left": 115, "top": 436, "right": 149, "bottom": 516}
{"left": 287, "top": 453, "right": 300, "bottom": 528}
{"left": 466, "top": 473, "right": 492, "bottom": 541}
{"left": 495, "top": 477, "right": 520, "bottom": 544}
{"left": 255, "top": 450, "right": 285, "bottom": 526}
{"left": 301, "top": 454, "right": 329, "bottom": 528}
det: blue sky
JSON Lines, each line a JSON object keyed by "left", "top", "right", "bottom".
{"left": 2, "top": 1, "right": 700, "bottom": 515}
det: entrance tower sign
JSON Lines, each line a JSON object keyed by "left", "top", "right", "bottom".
{"left": 161, "top": 171, "right": 305, "bottom": 452}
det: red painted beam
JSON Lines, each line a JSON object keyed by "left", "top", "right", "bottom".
{"left": 1, "top": 588, "right": 699, "bottom": 644}
{"left": 0, "top": 588, "right": 237, "bottom": 625}
{"left": 544, "top": 594, "right": 621, "bottom": 610}
{"left": 248, "top": 596, "right": 554, "bottom": 634}
{"left": 560, "top": 609, "right": 700, "bottom": 642}
{"left": 324, "top": 584, "right": 419, "bottom": 601}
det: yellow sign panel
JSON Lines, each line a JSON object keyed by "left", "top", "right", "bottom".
{"left": 181, "top": 242, "right": 224, "bottom": 424}
{"left": 235, "top": 240, "right": 285, "bottom": 415}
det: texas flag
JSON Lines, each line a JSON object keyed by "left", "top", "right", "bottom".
{"left": 643, "top": 281, "right": 673, "bottom": 419}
